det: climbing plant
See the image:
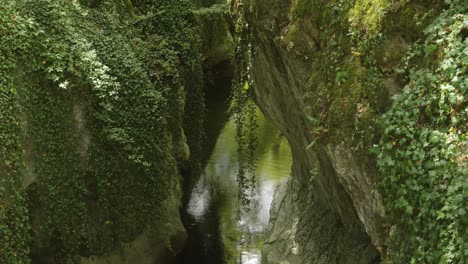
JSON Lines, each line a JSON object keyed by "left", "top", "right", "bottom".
{"left": 376, "top": 2, "right": 467, "bottom": 263}
{"left": 0, "top": 2, "right": 34, "bottom": 263}
{"left": 0, "top": 0, "right": 207, "bottom": 262}
{"left": 0, "top": 87, "right": 31, "bottom": 264}
{"left": 290, "top": 1, "right": 465, "bottom": 262}
{"left": 231, "top": 5, "right": 258, "bottom": 209}
{"left": 138, "top": 0, "right": 206, "bottom": 175}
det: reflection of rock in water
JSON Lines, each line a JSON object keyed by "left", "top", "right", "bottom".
{"left": 207, "top": 189, "right": 227, "bottom": 263}
{"left": 177, "top": 184, "right": 226, "bottom": 264}
{"left": 271, "top": 132, "right": 284, "bottom": 157}
{"left": 178, "top": 98, "right": 292, "bottom": 264}
{"left": 240, "top": 250, "right": 261, "bottom": 264}
{"left": 176, "top": 60, "right": 233, "bottom": 264}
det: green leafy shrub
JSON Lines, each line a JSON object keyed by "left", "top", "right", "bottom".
{"left": 0, "top": 0, "right": 207, "bottom": 261}
{"left": 376, "top": 3, "right": 467, "bottom": 263}
{"left": 0, "top": 87, "right": 31, "bottom": 264}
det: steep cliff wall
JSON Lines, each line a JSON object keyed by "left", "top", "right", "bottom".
{"left": 1, "top": 0, "right": 464, "bottom": 263}
{"left": 0, "top": 1, "right": 210, "bottom": 263}
{"left": 249, "top": 15, "right": 381, "bottom": 264}
{"left": 232, "top": 0, "right": 465, "bottom": 263}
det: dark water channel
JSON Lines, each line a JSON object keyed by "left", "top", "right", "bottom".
{"left": 176, "top": 63, "right": 292, "bottom": 264}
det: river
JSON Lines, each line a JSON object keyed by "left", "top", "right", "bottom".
{"left": 177, "top": 109, "right": 292, "bottom": 264}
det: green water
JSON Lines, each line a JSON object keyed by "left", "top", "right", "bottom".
{"left": 184, "top": 109, "right": 292, "bottom": 263}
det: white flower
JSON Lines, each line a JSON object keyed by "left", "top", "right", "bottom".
{"left": 59, "top": 80, "right": 69, "bottom": 90}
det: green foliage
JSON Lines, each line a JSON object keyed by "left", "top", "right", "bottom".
{"left": 0, "top": 2, "right": 33, "bottom": 263}
{"left": 293, "top": 1, "right": 466, "bottom": 262}
{"left": 0, "top": 87, "right": 31, "bottom": 264}
{"left": 195, "top": 3, "right": 234, "bottom": 65}
{"left": 296, "top": 0, "right": 387, "bottom": 152}
{"left": 138, "top": 0, "right": 206, "bottom": 174}
{"left": 231, "top": 8, "right": 258, "bottom": 209}
{"left": 296, "top": 0, "right": 442, "bottom": 153}
{"left": 27, "top": 82, "right": 89, "bottom": 257}
{"left": 193, "top": 3, "right": 229, "bottom": 17}
{"left": 348, "top": 0, "right": 390, "bottom": 38}
{"left": 83, "top": 3, "right": 177, "bottom": 252}
{"left": 376, "top": 3, "right": 467, "bottom": 263}
{"left": 0, "top": 0, "right": 206, "bottom": 261}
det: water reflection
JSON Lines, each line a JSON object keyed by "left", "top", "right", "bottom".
{"left": 184, "top": 110, "right": 292, "bottom": 263}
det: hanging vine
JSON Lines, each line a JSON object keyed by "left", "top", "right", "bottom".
{"left": 231, "top": 3, "right": 258, "bottom": 209}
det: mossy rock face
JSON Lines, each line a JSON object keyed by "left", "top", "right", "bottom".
{"left": 281, "top": 0, "right": 441, "bottom": 147}
{"left": 201, "top": 19, "right": 235, "bottom": 65}
{"left": 285, "top": 19, "right": 320, "bottom": 58}
{"left": 348, "top": 0, "right": 390, "bottom": 38}
{"left": 290, "top": 0, "right": 321, "bottom": 19}
{"left": 327, "top": 97, "right": 356, "bottom": 130}
{"left": 174, "top": 128, "right": 191, "bottom": 162}
{"left": 243, "top": 0, "right": 453, "bottom": 263}
{"left": 373, "top": 34, "right": 409, "bottom": 71}
{"left": 193, "top": 2, "right": 235, "bottom": 66}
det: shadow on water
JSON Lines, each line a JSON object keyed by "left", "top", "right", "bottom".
{"left": 176, "top": 60, "right": 233, "bottom": 264}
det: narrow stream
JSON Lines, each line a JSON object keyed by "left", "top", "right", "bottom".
{"left": 177, "top": 109, "right": 292, "bottom": 264}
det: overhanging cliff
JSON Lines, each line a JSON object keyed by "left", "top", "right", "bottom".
{"left": 230, "top": 0, "right": 465, "bottom": 263}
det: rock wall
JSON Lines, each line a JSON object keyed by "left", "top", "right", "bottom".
{"left": 232, "top": 0, "right": 442, "bottom": 263}
{"left": 1, "top": 1, "right": 215, "bottom": 263}
{"left": 251, "top": 29, "right": 380, "bottom": 263}
{"left": 79, "top": 173, "right": 187, "bottom": 264}
{"left": 25, "top": 90, "right": 189, "bottom": 264}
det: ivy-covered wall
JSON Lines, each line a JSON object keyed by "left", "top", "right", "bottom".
{"left": 0, "top": 0, "right": 210, "bottom": 263}
{"left": 286, "top": 1, "right": 467, "bottom": 262}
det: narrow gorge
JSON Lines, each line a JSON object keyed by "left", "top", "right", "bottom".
{"left": 1, "top": 1, "right": 466, "bottom": 264}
